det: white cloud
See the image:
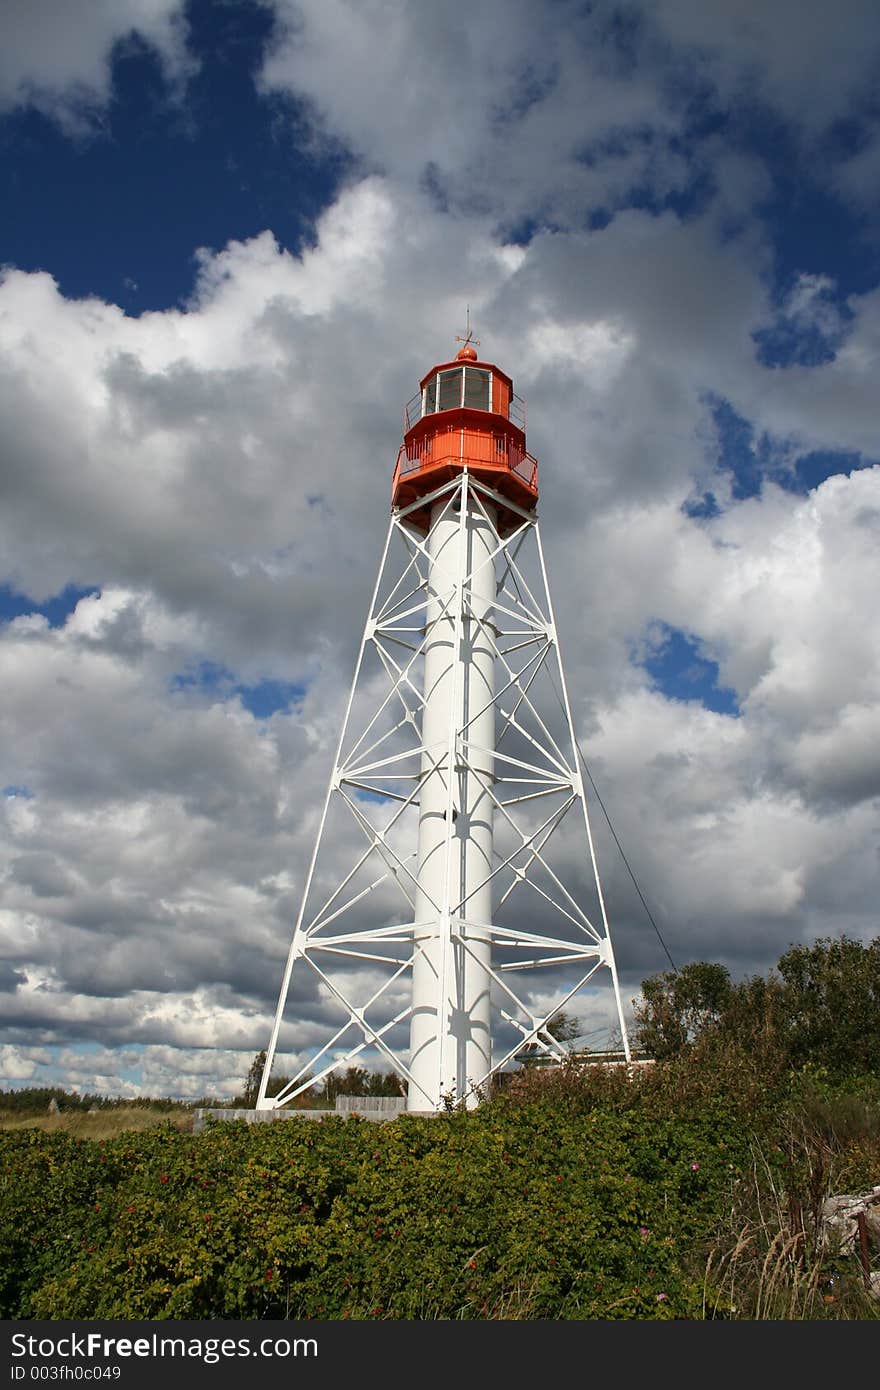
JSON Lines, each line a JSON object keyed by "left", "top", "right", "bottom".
{"left": 1, "top": 3, "right": 879, "bottom": 1098}
{"left": 260, "top": 0, "right": 678, "bottom": 227}
{"left": 0, "top": 0, "right": 193, "bottom": 129}
{"left": 261, "top": 0, "right": 880, "bottom": 228}
{"left": 648, "top": 0, "right": 880, "bottom": 131}
{"left": 2, "top": 177, "right": 879, "bottom": 1092}
{"left": 834, "top": 128, "right": 880, "bottom": 209}
{"left": 0, "top": 1045, "right": 39, "bottom": 1080}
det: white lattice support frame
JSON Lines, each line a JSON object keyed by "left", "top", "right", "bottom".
{"left": 258, "top": 470, "right": 630, "bottom": 1112}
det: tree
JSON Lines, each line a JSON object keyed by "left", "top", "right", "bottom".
{"left": 634, "top": 936, "right": 880, "bottom": 1079}
{"left": 633, "top": 961, "right": 732, "bottom": 1059}
{"left": 322, "top": 1067, "right": 405, "bottom": 1101}
{"left": 515, "top": 1010, "right": 584, "bottom": 1067}
{"left": 242, "top": 1050, "right": 266, "bottom": 1108}
{"left": 238, "top": 1050, "right": 297, "bottom": 1107}
{"left": 322, "top": 1067, "right": 369, "bottom": 1104}
{"left": 365, "top": 1069, "right": 406, "bottom": 1097}
{"left": 546, "top": 1011, "right": 583, "bottom": 1045}
{"left": 776, "top": 935, "right": 880, "bottom": 1078}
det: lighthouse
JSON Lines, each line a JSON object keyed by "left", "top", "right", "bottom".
{"left": 257, "top": 334, "right": 630, "bottom": 1113}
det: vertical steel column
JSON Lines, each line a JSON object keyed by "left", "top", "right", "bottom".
{"left": 408, "top": 476, "right": 495, "bottom": 1109}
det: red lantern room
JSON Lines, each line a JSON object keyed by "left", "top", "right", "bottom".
{"left": 391, "top": 338, "right": 539, "bottom": 534}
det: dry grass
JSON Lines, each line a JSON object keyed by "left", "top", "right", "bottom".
{"left": 0, "top": 1107, "right": 194, "bottom": 1140}
{"left": 702, "top": 1133, "right": 880, "bottom": 1320}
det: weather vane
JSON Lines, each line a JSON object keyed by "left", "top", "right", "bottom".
{"left": 455, "top": 304, "right": 480, "bottom": 354}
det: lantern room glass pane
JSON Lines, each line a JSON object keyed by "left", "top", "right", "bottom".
{"left": 463, "top": 368, "right": 490, "bottom": 411}
{"left": 438, "top": 369, "right": 463, "bottom": 411}
{"left": 424, "top": 378, "right": 437, "bottom": 414}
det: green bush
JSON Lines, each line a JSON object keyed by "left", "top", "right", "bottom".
{"left": 3, "top": 936, "right": 878, "bottom": 1321}
{"left": 0, "top": 1074, "right": 756, "bottom": 1321}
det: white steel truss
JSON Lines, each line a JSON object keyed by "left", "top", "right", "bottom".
{"left": 258, "top": 470, "right": 630, "bottom": 1112}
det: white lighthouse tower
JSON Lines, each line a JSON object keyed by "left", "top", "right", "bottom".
{"left": 257, "top": 335, "right": 631, "bottom": 1113}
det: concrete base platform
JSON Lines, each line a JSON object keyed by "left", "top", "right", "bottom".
{"left": 194, "top": 1107, "right": 334, "bottom": 1133}
{"left": 194, "top": 1095, "right": 409, "bottom": 1133}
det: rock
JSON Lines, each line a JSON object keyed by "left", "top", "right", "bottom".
{"left": 820, "top": 1184, "right": 880, "bottom": 1298}
{"left": 820, "top": 1184, "right": 880, "bottom": 1254}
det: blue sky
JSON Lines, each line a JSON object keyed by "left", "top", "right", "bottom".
{"left": 1, "top": 0, "right": 879, "bottom": 1099}
{"left": 0, "top": 1, "right": 346, "bottom": 312}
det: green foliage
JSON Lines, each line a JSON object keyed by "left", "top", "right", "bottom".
{"left": 241, "top": 1052, "right": 267, "bottom": 1109}
{"left": 238, "top": 1051, "right": 406, "bottom": 1109}
{"left": 634, "top": 961, "right": 733, "bottom": 1059}
{"left": 514, "top": 1009, "right": 584, "bottom": 1068}
{"left": 545, "top": 1010, "right": 582, "bottom": 1044}
{"left": 0, "top": 1097, "right": 726, "bottom": 1320}
{"left": 776, "top": 937, "right": 880, "bottom": 1078}
{"left": 0, "top": 1088, "right": 87, "bottom": 1116}
{"left": 0, "top": 1088, "right": 193, "bottom": 1119}
{"left": 1, "top": 1052, "right": 877, "bottom": 1320}
{"left": 322, "top": 1066, "right": 404, "bottom": 1103}
{"left": 2, "top": 938, "right": 878, "bottom": 1322}
{"left": 702, "top": 1075, "right": 880, "bottom": 1320}
{"left": 634, "top": 936, "right": 880, "bottom": 1082}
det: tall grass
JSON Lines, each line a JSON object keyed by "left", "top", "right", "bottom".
{"left": 701, "top": 1101, "right": 880, "bottom": 1320}
{"left": 0, "top": 1107, "right": 194, "bottom": 1140}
